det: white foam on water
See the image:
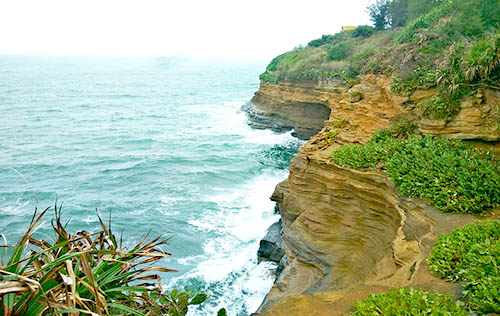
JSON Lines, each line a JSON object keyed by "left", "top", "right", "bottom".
{"left": 242, "top": 261, "right": 278, "bottom": 312}
{"left": 163, "top": 99, "right": 296, "bottom": 315}
{"left": 158, "top": 196, "right": 185, "bottom": 216}
{"left": 176, "top": 254, "right": 205, "bottom": 266}
{"left": 129, "top": 208, "right": 147, "bottom": 216}
{"left": 185, "top": 100, "right": 297, "bottom": 146}
{"left": 172, "top": 170, "right": 287, "bottom": 316}
{"left": 2, "top": 199, "right": 30, "bottom": 215}
{"left": 188, "top": 171, "right": 282, "bottom": 243}
{"left": 83, "top": 215, "right": 99, "bottom": 224}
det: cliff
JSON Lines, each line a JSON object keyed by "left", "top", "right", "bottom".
{"left": 247, "top": 76, "right": 500, "bottom": 144}
{"left": 248, "top": 76, "right": 500, "bottom": 315}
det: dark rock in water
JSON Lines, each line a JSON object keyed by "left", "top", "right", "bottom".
{"left": 258, "top": 220, "right": 284, "bottom": 263}
{"left": 274, "top": 203, "right": 280, "bottom": 214}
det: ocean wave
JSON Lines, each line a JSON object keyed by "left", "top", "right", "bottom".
{"left": 0, "top": 58, "right": 289, "bottom": 316}
{"left": 172, "top": 171, "right": 284, "bottom": 315}
{"left": 1, "top": 199, "right": 31, "bottom": 216}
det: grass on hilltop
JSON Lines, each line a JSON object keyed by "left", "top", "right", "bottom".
{"left": 259, "top": 0, "right": 500, "bottom": 120}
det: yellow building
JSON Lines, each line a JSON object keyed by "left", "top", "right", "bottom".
{"left": 342, "top": 26, "right": 357, "bottom": 32}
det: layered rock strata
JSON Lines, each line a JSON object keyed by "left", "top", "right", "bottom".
{"left": 245, "top": 76, "right": 500, "bottom": 143}
{"left": 244, "top": 81, "right": 332, "bottom": 140}
{"left": 248, "top": 76, "right": 500, "bottom": 315}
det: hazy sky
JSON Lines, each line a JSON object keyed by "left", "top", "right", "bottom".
{"left": 0, "top": 0, "right": 371, "bottom": 60}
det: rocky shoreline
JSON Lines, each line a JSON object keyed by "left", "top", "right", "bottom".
{"left": 248, "top": 77, "right": 500, "bottom": 315}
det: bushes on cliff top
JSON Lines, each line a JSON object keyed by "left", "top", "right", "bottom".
{"left": 415, "top": 95, "right": 461, "bottom": 120}
{"left": 350, "top": 288, "right": 467, "bottom": 315}
{"left": 0, "top": 205, "right": 220, "bottom": 316}
{"left": 260, "top": 0, "right": 500, "bottom": 117}
{"left": 390, "top": 0, "right": 500, "bottom": 96}
{"left": 352, "top": 25, "right": 375, "bottom": 38}
{"left": 330, "top": 130, "right": 500, "bottom": 214}
{"left": 328, "top": 41, "right": 354, "bottom": 61}
{"left": 439, "top": 32, "right": 500, "bottom": 95}
{"left": 427, "top": 220, "right": 500, "bottom": 314}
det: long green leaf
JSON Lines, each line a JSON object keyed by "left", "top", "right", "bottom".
{"left": 104, "top": 286, "right": 148, "bottom": 293}
{"left": 54, "top": 308, "right": 96, "bottom": 315}
{"left": 108, "top": 303, "right": 145, "bottom": 316}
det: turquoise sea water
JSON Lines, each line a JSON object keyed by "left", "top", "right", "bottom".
{"left": 0, "top": 56, "right": 300, "bottom": 315}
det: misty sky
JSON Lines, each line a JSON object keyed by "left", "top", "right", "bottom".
{"left": 0, "top": 0, "right": 371, "bottom": 60}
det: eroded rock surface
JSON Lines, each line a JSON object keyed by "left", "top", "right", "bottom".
{"left": 258, "top": 152, "right": 483, "bottom": 315}
{"left": 251, "top": 75, "right": 500, "bottom": 315}
{"left": 244, "top": 81, "right": 333, "bottom": 140}
{"left": 246, "top": 76, "right": 500, "bottom": 142}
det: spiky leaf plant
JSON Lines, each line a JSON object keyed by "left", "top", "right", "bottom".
{"left": 0, "top": 204, "right": 209, "bottom": 316}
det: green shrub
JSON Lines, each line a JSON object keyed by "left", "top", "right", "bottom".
{"left": 350, "top": 288, "right": 467, "bottom": 316}
{"left": 259, "top": 72, "right": 279, "bottom": 84}
{"left": 428, "top": 221, "right": 500, "bottom": 280}
{"left": 331, "top": 131, "right": 500, "bottom": 214}
{"left": 407, "top": 0, "right": 448, "bottom": 21}
{"left": 428, "top": 221, "right": 500, "bottom": 314}
{"left": 350, "top": 48, "right": 376, "bottom": 74}
{"left": 329, "top": 119, "right": 351, "bottom": 128}
{"left": 328, "top": 42, "right": 353, "bottom": 61}
{"left": 465, "top": 33, "right": 500, "bottom": 82}
{"left": 416, "top": 95, "right": 460, "bottom": 120}
{"left": 266, "top": 53, "right": 287, "bottom": 72}
{"left": 308, "top": 34, "right": 337, "bottom": 47}
{"left": 308, "top": 38, "right": 326, "bottom": 48}
{"left": 325, "top": 130, "right": 340, "bottom": 145}
{"left": 391, "top": 66, "right": 439, "bottom": 94}
{"left": 389, "top": 113, "right": 418, "bottom": 137}
{"left": 465, "top": 274, "right": 500, "bottom": 314}
{"left": 344, "top": 76, "right": 361, "bottom": 88}
{"left": 347, "top": 90, "right": 364, "bottom": 102}
{"left": 307, "top": 32, "right": 352, "bottom": 48}
{"left": 441, "top": 0, "right": 500, "bottom": 40}
{"left": 259, "top": 0, "right": 500, "bottom": 97}
{"left": 353, "top": 25, "right": 375, "bottom": 38}
{"left": 396, "top": 3, "right": 452, "bottom": 44}
{"left": 439, "top": 33, "right": 500, "bottom": 95}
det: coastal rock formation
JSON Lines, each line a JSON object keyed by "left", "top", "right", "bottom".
{"left": 245, "top": 76, "right": 500, "bottom": 143}
{"left": 249, "top": 76, "right": 500, "bottom": 315}
{"left": 417, "top": 89, "right": 500, "bottom": 141}
{"left": 258, "top": 220, "right": 285, "bottom": 263}
{"left": 244, "top": 81, "right": 333, "bottom": 140}
{"left": 258, "top": 150, "right": 483, "bottom": 315}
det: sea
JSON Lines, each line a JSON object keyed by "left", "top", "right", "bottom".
{"left": 0, "top": 56, "right": 300, "bottom": 315}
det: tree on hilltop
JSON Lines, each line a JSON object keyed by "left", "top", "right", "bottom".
{"left": 367, "top": 0, "right": 391, "bottom": 30}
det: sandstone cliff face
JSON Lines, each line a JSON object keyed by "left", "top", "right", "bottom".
{"left": 245, "top": 81, "right": 333, "bottom": 140}
{"left": 249, "top": 76, "right": 500, "bottom": 315}
{"left": 247, "top": 76, "right": 500, "bottom": 143}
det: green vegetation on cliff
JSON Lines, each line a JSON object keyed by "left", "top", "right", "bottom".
{"left": 350, "top": 288, "right": 467, "bottom": 316}
{"left": 330, "top": 130, "right": 500, "bottom": 214}
{"left": 428, "top": 221, "right": 500, "bottom": 314}
{"left": 259, "top": 0, "right": 500, "bottom": 119}
{"left": 259, "top": 28, "right": 394, "bottom": 84}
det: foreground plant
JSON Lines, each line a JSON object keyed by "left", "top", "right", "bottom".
{"left": 350, "top": 288, "right": 466, "bottom": 316}
{"left": 0, "top": 205, "right": 212, "bottom": 316}
{"left": 427, "top": 220, "right": 500, "bottom": 314}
